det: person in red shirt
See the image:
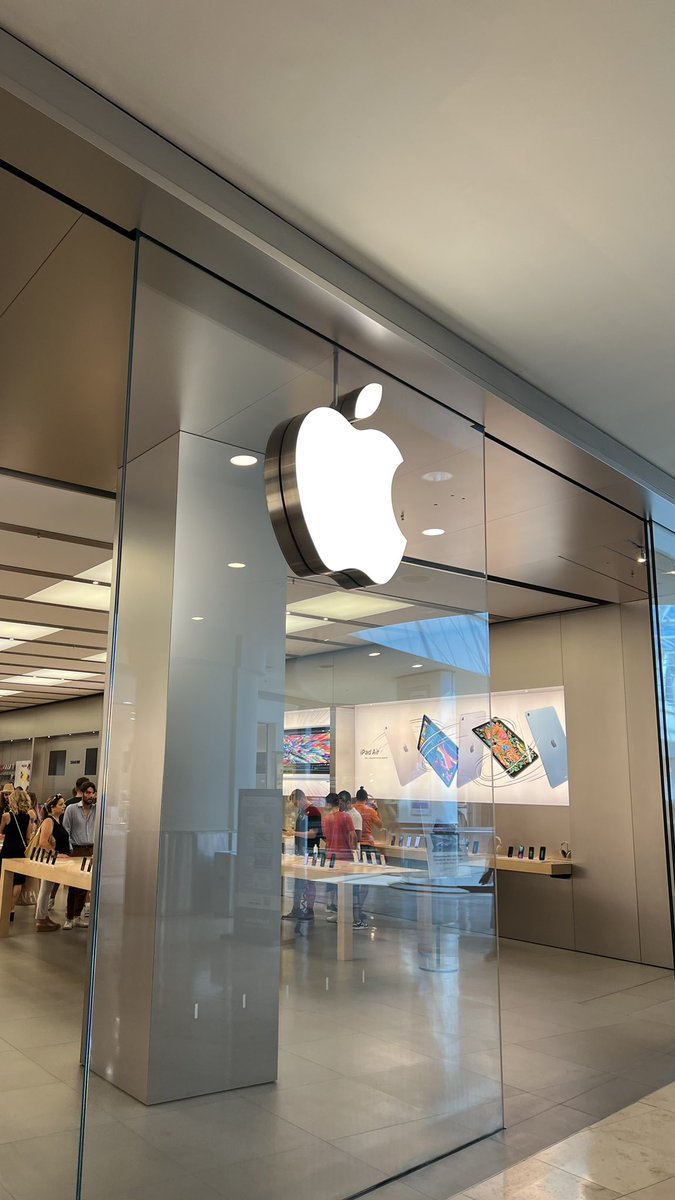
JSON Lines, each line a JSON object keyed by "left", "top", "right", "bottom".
{"left": 323, "top": 792, "right": 369, "bottom": 929}
{"left": 322, "top": 792, "right": 355, "bottom": 861}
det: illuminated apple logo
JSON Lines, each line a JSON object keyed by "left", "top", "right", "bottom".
{"left": 265, "top": 384, "right": 406, "bottom": 588}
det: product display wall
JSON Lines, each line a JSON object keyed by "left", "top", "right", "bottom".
{"left": 283, "top": 685, "right": 568, "bottom": 817}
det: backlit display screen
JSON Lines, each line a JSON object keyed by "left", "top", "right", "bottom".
{"left": 283, "top": 727, "right": 331, "bottom": 774}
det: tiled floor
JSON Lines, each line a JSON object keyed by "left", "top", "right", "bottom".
{"left": 0, "top": 893, "right": 673, "bottom": 1200}
{"left": 444, "top": 1080, "right": 675, "bottom": 1200}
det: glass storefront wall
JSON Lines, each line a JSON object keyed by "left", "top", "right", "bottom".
{"left": 78, "top": 237, "right": 500, "bottom": 1198}
{"left": 648, "top": 521, "right": 675, "bottom": 946}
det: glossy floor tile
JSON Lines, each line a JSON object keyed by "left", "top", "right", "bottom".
{"left": 0, "top": 902, "right": 673, "bottom": 1200}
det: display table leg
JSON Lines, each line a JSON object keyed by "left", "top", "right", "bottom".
{"left": 417, "top": 886, "right": 434, "bottom": 956}
{"left": 0, "top": 863, "right": 15, "bottom": 938}
{"left": 336, "top": 881, "right": 353, "bottom": 961}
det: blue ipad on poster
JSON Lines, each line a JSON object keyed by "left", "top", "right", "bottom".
{"left": 417, "top": 715, "right": 459, "bottom": 788}
{"left": 525, "top": 707, "right": 568, "bottom": 789}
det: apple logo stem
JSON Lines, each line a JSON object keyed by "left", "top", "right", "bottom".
{"left": 265, "top": 385, "right": 406, "bottom": 588}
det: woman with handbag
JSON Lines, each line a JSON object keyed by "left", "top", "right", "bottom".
{"left": 0, "top": 789, "right": 35, "bottom": 923}
{"left": 34, "top": 795, "right": 69, "bottom": 932}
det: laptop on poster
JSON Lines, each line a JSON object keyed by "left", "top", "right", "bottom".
{"left": 384, "top": 720, "right": 427, "bottom": 786}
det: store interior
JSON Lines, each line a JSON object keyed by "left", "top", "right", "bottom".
{"left": 0, "top": 149, "right": 674, "bottom": 1200}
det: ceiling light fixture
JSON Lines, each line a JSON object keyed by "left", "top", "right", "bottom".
{"left": 191, "top": 616, "right": 205, "bottom": 621}
{"left": 227, "top": 562, "right": 246, "bottom": 569}
{"left": 637, "top": 554, "right": 647, "bottom": 564}
{"left": 368, "top": 651, "right": 381, "bottom": 657}
{"left": 411, "top": 663, "right": 423, "bottom": 669}
{"left": 230, "top": 454, "right": 258, "bottom": 467}
{"left": 422, "top": 471, "right": 453, "bottom": 483}
{"left": 422, "top": 528, "right": 445, "bottom": 537}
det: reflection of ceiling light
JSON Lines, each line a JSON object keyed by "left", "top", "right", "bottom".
{"left": 286, "top": 614, "right": 324, "bottom": 634}
{"left": 228, "top": 562, "right": 246, "bottom": 569}
{"left": 411, "top": 663, "right": 423, "bottom": 669}
{"left": 667, "top": 570, "right": 675, "bottom": 576}
{"left": 84, "top": 652, "right": 107, "bottom": 662}
{"left": 0, "top": 690, "right": 18, "bottom": 697}
{"left": 422, "top": 528, "right": 445, "bottom": 537}
{"left": 288, "top": 593, "right": 412, "bottom": 622}
{"left": 637, "top": 554, "right": 647, "bottom": 564}
{"left": 76, "top": 559, "right": 113, "bottom": 584}
{"left": 230, "top": 454, "right": 258, "bottom": 467}
{"left": 191, "top": 616, "right": 205, "bottom": 622}
{"left": 26, "top": 580, "right": 111, "bottom": 611}
{"left": 422, "top": 471, "right": 453, "bottom": 482}
{"left": 368, "top": 651, "right": 381, "bottom": 657}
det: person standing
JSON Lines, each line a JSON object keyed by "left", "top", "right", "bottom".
{"left": 62, "top": 781, "right": 96, "bottom": 929}
{"left": 0, "top": 789, "right": 35, "bottom": 922}
{"left": 34, "top": 795, "right": 70, "bottom": 932}
{"left": 282, "top": 788, "right": 322, "bottom": 922}
{"left": 66, "top": 776, "right": 90, "bottom": 807}
{"left": 322, "top": 792, "right": 365, "bottom": 928}
{"left": 338, "top": 791, "right": 368, "bottom": 928}
{"left": 354, "top": 787, "right": 382, "bottom": 847}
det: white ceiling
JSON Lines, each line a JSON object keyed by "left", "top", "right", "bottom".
{"left": 1, "top": 1, "right": 675, "bottom": 475}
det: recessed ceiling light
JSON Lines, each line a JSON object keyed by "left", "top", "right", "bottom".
{"left": 230, "top": 454, "right": 258, "bottom": 467}
{"left": 123, "top": 701, "right": 133, "bottom": 705}
{"left": 422, "top": 471, "right": 453, "bottom": 482}
{"left": 191, "top": 616, "right": 205, "bottom": 621}
{"left": 637, "top": 555, "right": 647, "bottom": 564}
{"left": 228, "top": 562, "right": 246, "bottom": 569}
{"left": 368, "top": 651, "right": 381, "bottom": 657}
{"left": 91, "top": 580, "right": 100, "bottom": 586}
{"left": 411, "top": 663, "right": 423, "bottom": 669}
{"left": 422, "top": 528, "right": 445, "bottom": 537}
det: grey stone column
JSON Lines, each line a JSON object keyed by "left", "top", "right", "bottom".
{"left": 90, "top": 431, "right": 287, "bottom": 1103}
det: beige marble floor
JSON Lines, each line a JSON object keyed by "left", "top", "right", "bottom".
{"left": 445, "top": 1081, "right": 675, "bottom": 1200}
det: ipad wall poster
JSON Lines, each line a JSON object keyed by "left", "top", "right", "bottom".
{"left": 351, "top": 686, "right": 568, "bottom": 808}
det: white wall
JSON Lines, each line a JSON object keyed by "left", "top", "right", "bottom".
{"left": 0, "top": 694, "right": 103, "bottom": 739}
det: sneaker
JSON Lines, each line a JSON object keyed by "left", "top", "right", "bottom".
{"left": 353, "top": 920, "right": 368, "bottom": 929}
{"left": 82, "top": 903, "right": 90, "bottom": 918}
{"left": 326, "top": 912, "right": 337, "bottom": 922}
{"left": 75, "top": 916, "right": 89, "bottom": 928}
{"left": 326, "top": 903, "right": 337, "bottom": 912}
{"left": 296, "top": 911, "right": 314, "bottom": 921}
{"left": 36, "top": 920, "right": 59, "bottom": 933}
{"left": 63, "top": 919, "right": 74, "bottom": 930}
{"left": 282, "top": 909, "right": 303, "bottom": 921}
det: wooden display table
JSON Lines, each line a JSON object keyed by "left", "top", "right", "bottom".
{"left": 0, "top": 856, "right": 92, "bottom": 937}
{"left": 478, "top": 853, "right": 572, "bottom": 877}
{"left": 282, "top": 856, "right": 418, "bottom": 960}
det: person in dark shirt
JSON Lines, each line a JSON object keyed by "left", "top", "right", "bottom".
{"left": 282, "top": 788, "right": 322, "bottom": 921}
